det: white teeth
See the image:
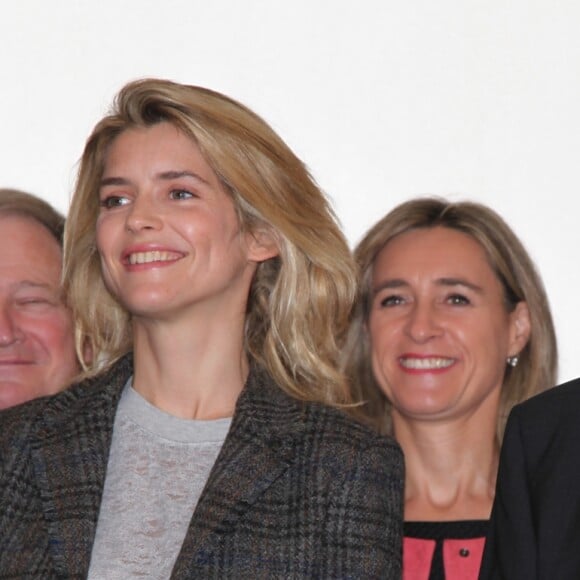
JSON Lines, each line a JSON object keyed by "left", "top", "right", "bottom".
{"left": 400, "top": 357, "right": 454, "bottom": 370}
{"left": 128, "top": 251, "right": 180, "bottom": 265}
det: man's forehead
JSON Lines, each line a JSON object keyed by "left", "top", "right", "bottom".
{"left": 0, "top": 216, "right": 63, "bottom": 289}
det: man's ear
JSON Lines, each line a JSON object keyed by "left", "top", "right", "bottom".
{"left": 246, "top": 227, "right": 280, "bottom": 263}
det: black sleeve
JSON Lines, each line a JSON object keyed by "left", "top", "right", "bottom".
{"left": 480, "top": 407, "right": 537, "bottom": 580}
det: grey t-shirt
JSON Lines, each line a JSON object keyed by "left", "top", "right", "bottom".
{"left": 87, "top": 380, "right": 231, "bottom": 579}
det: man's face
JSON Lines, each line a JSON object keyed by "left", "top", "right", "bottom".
{"left": 0, "top": 214, "right": 78, "bottom": 409}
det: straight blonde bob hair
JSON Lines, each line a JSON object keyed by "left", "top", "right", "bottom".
{"left": 343, "top": 197, "right": 557, "bottom": 437}
{"left": 64, "top": 78, "right": 356, "bottom": 406}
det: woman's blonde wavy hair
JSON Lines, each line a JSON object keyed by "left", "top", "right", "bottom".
{"left": 64, "top": 78, "right": 356, "bottom": 406}
{"left": 343, "top": 197, "right": 557, "bottom": 438}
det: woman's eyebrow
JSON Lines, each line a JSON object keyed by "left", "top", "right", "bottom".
{"left": 156, "top": 170, "right": 210, "bottom": 185}
{"left": 437, "top": 277, "right": 483, "bottom": 293}
{"left": 372, "top": 278, "right": 408, "bottom": 295}
{"left": 100, "top": 176, "right": 130, "bottom": 187}
{"left": 100, "top": 171, "right": 210, "bottom": 187}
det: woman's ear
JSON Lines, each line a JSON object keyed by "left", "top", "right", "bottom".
{"left": 246, "top": 227, "right": 280, "bottom": 263}
{"left": 81, "top": 335, "right": 94, "bottom": 368}
{"left": 508, "top": 301, "right": 531, "bottom": 357}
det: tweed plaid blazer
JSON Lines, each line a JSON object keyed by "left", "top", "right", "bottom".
{"left": 0, "top": 355, "right": 403, "bottom": 578}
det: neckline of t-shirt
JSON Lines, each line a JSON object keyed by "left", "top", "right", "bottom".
{"left": 117, "top": 377, "right": 233, "bottom": 444}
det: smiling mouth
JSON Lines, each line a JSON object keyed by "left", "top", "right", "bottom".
{"left": 127, "top": 251, "right": 183, "bottom": 265}
{"left": 0, "top": 359, "right": 34, "bottom": 366}
{"left": 399, "top": 357, "right": 455, "bottom": 370}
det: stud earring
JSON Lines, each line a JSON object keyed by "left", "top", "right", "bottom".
{"left": 506, "top": 355, "right": 519, "bottom": 367}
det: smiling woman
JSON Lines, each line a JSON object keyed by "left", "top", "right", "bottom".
{"left": 343, "top": 197, "right": 557, "bottom": 580}
{"left": 0, "top": 79, "right": 403, "bottom": 578}
{"left": 368, "top": 226, "right": 530, "bottom": 424}
{"left": 95, "top": 123, "right": 259, "bottom": 333}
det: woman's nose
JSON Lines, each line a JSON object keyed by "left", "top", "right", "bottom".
{"left": 404, "top": 302, "right": 443, "bottom": 343}
{"left": 125, "top": 196, "right": 163, "bottom": 233}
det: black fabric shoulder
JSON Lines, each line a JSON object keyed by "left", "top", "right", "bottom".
{"left": 515, "top": 376, "right": 580, "bottom": 417}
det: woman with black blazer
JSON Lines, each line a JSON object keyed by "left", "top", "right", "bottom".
{"left": 0, "top": 79, "right": 403, "bottom": 578}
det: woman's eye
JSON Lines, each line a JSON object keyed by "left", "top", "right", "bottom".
{"left": 100, "top": 195, "right": 130, "bottom": 209}
{"left": 379, "top": 295, "right": 404, "bottom": 308}
{"left": 169, "top": 189, "right": 195, "bottom": 200}
{"left": 447, "top": 294, "right": 470, "bottom": 306}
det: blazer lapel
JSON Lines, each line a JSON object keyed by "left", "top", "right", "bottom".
{"left": 171, "top": 366, "right": 306, "bottom": 578}
{"left": 30, "top": 356, "right": 132, "bottom": 577}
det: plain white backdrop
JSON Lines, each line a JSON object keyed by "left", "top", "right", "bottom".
{"left": 2, "top": 1, "right": 579, "bottom": 383}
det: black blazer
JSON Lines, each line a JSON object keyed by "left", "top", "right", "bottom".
{"left": 481, "top": 377, "right": 580, "bottom": 580}
{"left": 0, "top": 355, "right": 404, "bottom": 579}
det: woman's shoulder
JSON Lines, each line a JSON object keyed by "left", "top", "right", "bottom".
{"left": 306, "top": 398, "right": 401, "bottom": 452}
{"left": 0, "top": 396, "right": 45, "bottom": 451}
{"left": 305, "top": 402, "right": 405, "bottom": 482}
{"left": 242, "top": 366, "right": 403, "bottom": 478}
{"left": 0, "top": 355, "right": 133, "bottom": 456}
{"left": 0, "top": 391, "right": 78, "bottom": 476}
{"left": 0, "top": 382, "right": 88, "bottom": 456}
{"left": 247, "top": 364, "right": 400, "bottom": 445}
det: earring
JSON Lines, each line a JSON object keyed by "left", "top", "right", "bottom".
{"left": 507, "top": 355, "right": 519, "bottom": 368}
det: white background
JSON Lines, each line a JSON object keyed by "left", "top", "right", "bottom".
{"left": 2, "top": 1, "right": 579, "bottom": 384}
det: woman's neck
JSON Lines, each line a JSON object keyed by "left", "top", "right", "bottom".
{"left": 394, "top": 410, "right": 499, "bottom": 522}
{"left": 130, "top": 310, "right": 248, "bottom": 420}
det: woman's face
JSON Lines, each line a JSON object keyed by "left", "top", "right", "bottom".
{"left": 368, "top": 226, "right": 530, "bottom": 423}
{"left": 96, "top": 122, "right": 266, "bottom": 322}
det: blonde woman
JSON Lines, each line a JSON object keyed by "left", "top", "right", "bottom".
{"left": 0, "top": 80, "right": 403, "bottom": 578}
{"left": 344, "top": 197, "right": 557, "bottom": 580}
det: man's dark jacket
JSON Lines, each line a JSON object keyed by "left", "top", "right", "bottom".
{"left": 481, "top": 378, "right": 580, "bottom": 579}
